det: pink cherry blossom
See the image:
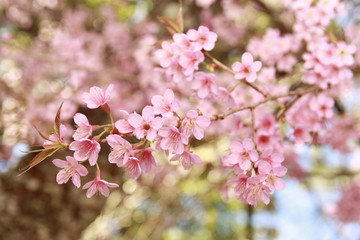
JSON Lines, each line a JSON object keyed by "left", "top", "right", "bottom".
{"left": 151, "top": 89, "right": 180, "bottom": 117}
{"left": 186, "top": 25, "right": 218, "bottom": 51}
{"left": 43, "top": 124, "right": 69, "bottom": 148}
{"left": 155, "top": 41, "right": 178, "bottom": 68}
{"left": 232, "top": 52, "right": 262, "bottom": 82}
{"left": 128, "top": 106, "right": 163, "bottom": 141}
{"left": 178, "top": 51, "right": 204, "bottom": 76}
{"left": 191, "top": 72, "right": 218, "bottom": 99}
{"left": 115, "top": 111, "right": 134, "bottom": 134}
{"left": 258, "top": 161, "right": 287, "bottom": 193}
{"left": 135, "top": 148, "right": 157, "bottom": 174}
{"left": 52, "top": 156, "right": 88, "bottom": 188}
{"left": 106, "top": 134, "right": 133, "bottom": 167}
{"left": 73, "top": 113, "right": 92, "bottom": 140}
{"left": 124, "top": 157, "right": 142, "bottom": 179}
{"left": 69, "top": 138, "right": 100, "bottom": 166}
{"left": 173, "top": 33, "right": 199, "bottom": 51}
{"left": 170, "top": 149, "right": 201, "bottom": 170}
{"left": 224, "top": 138, "right": 259, "bottom": 171}
{"left": 181, "top": 110, "right": 211, "bottom": 140}
{"left": 334, "top": 42, "right": 356, "bottom": 67}
{"left": 82, "top": 172, "right": 119, "bottom": 198}
{"left": 309, "top": 94, "right": 334, "bottom": 119}
{"left": 242, "top": 175, "right": 271, "bottom": 207}
{"left": 158, "top": 126, "right": 189, "bottom": 154}
{"left": 82, "top": 84, "right": 113, "bottom": 109}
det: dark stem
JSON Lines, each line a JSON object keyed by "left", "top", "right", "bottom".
{"left": 246, "top": 205, "right": 254, "bottom": 240}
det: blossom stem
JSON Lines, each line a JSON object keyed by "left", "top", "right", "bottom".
{"left": 211, "top": 86, "right": 319, "bottom": 121}
{"left": 203, "top": 51, "right": 268, "bottom": 97}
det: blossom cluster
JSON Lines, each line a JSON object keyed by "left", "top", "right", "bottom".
{"left": 49, "top": 86, "right": 210, "bottom": 197}
{"left": 9, "top": 0, "right": 360, "bottom": 211}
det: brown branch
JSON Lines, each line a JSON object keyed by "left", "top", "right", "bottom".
{"left": 203, "top": 51, "right": 268, "bottom": 98}
{"left": 212, "top": 86, "right": 319, "bottom": 121}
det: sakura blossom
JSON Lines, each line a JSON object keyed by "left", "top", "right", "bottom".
{"left": 69, "top": 139, "right": 101, "bottom": 166}
{"left": 151, "top": 89, "right": 180, "bottom": 117}
{"left": 232, "top": 52, "right": 262, "bottom": 82}
{"left": 127, "top": 106, "right": 163, "bottom": 141}
{"left": 158, "top": 126, "right": 189, "bottom": 155}
{"left": 82, "top": 172, "right": 119, "bottom": 198}
{"left": 82, "top": 84, "right": 113, "bottom": 109}
{"left": 7, "top": 0, "right": 360, "bottom": 235}
{"left": 72, "top": 113, "right": 93, "bottom": 141}
{"left": 181, "top": 110, "right": 211, "bottom": 140}
{"left": 52, "top": 156, "right": 88, "bottom": 188}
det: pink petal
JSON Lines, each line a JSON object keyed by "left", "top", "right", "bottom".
{"left": 71, "top": 173, "right": 81, "bottom": 188}
{"left": 242, "top": 52, "right": 254, "bottom": 65}
{"left": 243, "top": 138, "right": 254, "bottom": 151}
{"left": 76, "top": 164, "right": 89, "bottom": 176}
{"left": 164, "top": 89, "right": 175, "bottom": 103}
{"left": 86, "top": 184, "right": 97, "bottom": 198}
{"left": 99, "top": 184, "right": 110, "bottom": 197}
{"left": 52, "top": 159, "right": 68, "bottom": 168}
{"left": 274, "top": 178, "right": 286, "bottom": 190}
{"left": 128, "top": 113, "right": 143, "bottom": 128}
{"left": 115, "top": 119, "right": 133, "bottom": 134}
{"left": 74, "top": 113, "right": 89, "bottom": 126}
{"left": 142, "top": 106, "right": 154, "bottom": 122}
{"left": 252, "top": 61, "right": 262, "bottom": 72}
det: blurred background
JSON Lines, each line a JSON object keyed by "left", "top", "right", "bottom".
{"left": 1, "top": 0, "right": 360, "bottom": 239}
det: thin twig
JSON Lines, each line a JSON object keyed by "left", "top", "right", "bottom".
{"left": 203, "top": 51, "right": 268, "bottom": 98}
{"left": 211, "top": 86, "right": 319, "bottom": 121}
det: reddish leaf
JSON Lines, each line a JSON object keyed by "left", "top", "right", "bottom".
{"left": 157, "top": 16, "right": 181, "bottom": 35}
{"left": 18, "top": 147, "right": 59, "bottom": 176}
{"left": 32, "top": 124, "right": 55, "bottom": 142}
{"left": 54, "top": 102, "right": 63, "bottom": 136}
{"left": 176, "top": 1, "right": 184, "bottom": 33}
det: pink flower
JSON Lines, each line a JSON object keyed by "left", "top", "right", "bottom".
{"left": 151, "top": 89, "right": 180, "bottom": 117}
{"left": 170, "top": 149, "right": 201, "bottom": 170}
{"left": 186, "top": 25, "right": 218, "bottom": 51}
{"left": 52, "top": 156, "right": 88, "bottom": 188}
{"left": 309, "top": 94, "right": 334, "bottom": 119}
{"left": 232, "top": 52, "right": 262, "bottom": 82}
{"left": 135, "top": 148, "right": 157, "bottom": 174}
{"left": 82, "top": 84, "right": 113, "bottom": 109}
{"left": 115, "top": 111, "right": 134, "bottom": 134}
{"left": 181, "top": 110, "right": 210, "bottom": 140}
{"left": 178, "top": 51, "right": 204, "bottom": 76}
{"left": 192, "top": 72, "right": 218, "bottom": 99}
{"left": 69, "top": 139, "right": 100, "bottom": 166}
{"left": 258, "top": 161, "right": 287, "bottom": 193}
{"left": 158, "top": 126, "right": 189, "bottom": 154}
{"left": 334, "top": 42, "right": 356, "bottom": 67}
{"left": 224, "top": 138, "right": 259, "bottom": 171}
{"left": 124, "top": 157, "right": 142, "bottom": 179}
{"left": 82, "top": 173, "right": 119, "bottom": 198}
{"left": 128, "top": 106, "right": 163, "bottom": 141}
{"left": 173, "top": 33, "right": 199, "bottom": 51}
{"left": 43, "top": 124, "right": 69, "bottom": 148}
{"left": 106, "top": 134, "right": 134, "bottom": 166}
{"left": 242, "top": 175, "right": 271, "bottom": 207}
{"left": 73, "top": 113, "right": 92, "bottom": 140}
{"left": 257, "top": 149, "right": 284, "bottom": 167}
{"left": 155, "top": 41, "right": 179, "bottom": 68}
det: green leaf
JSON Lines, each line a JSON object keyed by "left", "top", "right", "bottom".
{"left": 18, "top": 147, "right": 59, "bottom": 176}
